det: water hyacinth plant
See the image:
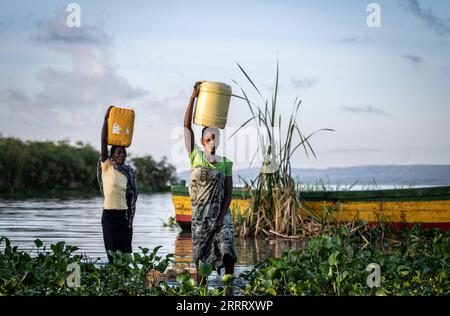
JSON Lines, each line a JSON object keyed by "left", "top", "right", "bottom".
{"left": 2, "top": 225, "right": 448, "bottom": 296}
{"left": 239, "top": 224, "right": 450, "bottom": 296}
{"left": 230, "top": 62, "right": 334, "bottom": 238}
{"left": 0, "top": 236, "right": 173, "bottom": 296}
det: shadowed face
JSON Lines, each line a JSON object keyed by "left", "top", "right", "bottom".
{"left": 111, "top": 146, "right": 127, "bottom": 165}
{"left": 201, "top": 127, "right": 220, "bottom": 155}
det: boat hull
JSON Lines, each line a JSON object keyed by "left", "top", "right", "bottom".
{"left": 171, "top": 185, "right": 450, "bottom": 230}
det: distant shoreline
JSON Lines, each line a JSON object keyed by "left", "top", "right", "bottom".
{"left": 0, "top": 187, "right": 172, "bottom": 200}
{"left": 177, "top": 164, "right": 450, "bottom": 186}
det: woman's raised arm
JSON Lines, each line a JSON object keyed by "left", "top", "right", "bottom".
{"left": 101, "top": 106, "right": 113, "bottom": 162}
{"left": 184, "top": 81, "right": 202, "bottom": 154}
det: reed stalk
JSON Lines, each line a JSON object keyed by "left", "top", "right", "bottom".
{"left": 231, "top": 62, "right": 334, "bottom": 237}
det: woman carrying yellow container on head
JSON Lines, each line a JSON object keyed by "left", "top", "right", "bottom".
{"left": 184, "top": 81, "right": 237, "bottom": 284}
{"left": 97, "top": 106, "right": 138, "bottom": 264}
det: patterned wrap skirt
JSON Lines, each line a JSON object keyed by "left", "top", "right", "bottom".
{"left": 189, "top": 165, "right": 237, "bottom": 272}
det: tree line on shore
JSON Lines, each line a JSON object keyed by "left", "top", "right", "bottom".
{"left": 0, "top": 137, "right": 178, "bottom": 195}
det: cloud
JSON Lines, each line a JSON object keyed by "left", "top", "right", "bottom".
{"left": 3, "top": 88, "right": 29, "bottom": 103}
{"left": 290, "top": 77, "right": 317, "bottom": 89}
{"left": 0, "top": 17, "right": 14, "bottom": 33}
{"left": 33, "top": 18, "right": 113, "bottom": 48}
{"left": 401, "top": 0, "right": 450, "bottom": 36}
{"left": 323, "top": 147, "right": 384, "bottom": 154}
{"left": 402, "top": 54, "right": 424, "bottom": 64}
{"left": 31, "top": 14, "right": 147, "bottom": 107}
{"left": 340, "top": 37, "right": 359, "bottom": 43}
{"left": 324, "top": 146, "right": 425, "bottom": 154}
{"left": 0, "top": 13, "right": 152, "bottom": 142}
{"left": 341, "top": 105, "right": 391, "bottom": 117}
{"left": 0, "top": 19, "right": 14, "bottom": 35}
{"left": 442, "top": 67, "right": 450, "bottom": 76}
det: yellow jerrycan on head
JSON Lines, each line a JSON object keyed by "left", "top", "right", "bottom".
{"left": 107, "top": 106, "right": 135, "bottom": 147}
{"left": 193, "top": 81, "right": 232, "bottom": 129}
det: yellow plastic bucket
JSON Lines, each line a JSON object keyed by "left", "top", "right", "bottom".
{"left": 193, "top": 81, "right": 232, "bottom": 129}
{"left": 107, "top": 106, "right": 135, "bottom": 147}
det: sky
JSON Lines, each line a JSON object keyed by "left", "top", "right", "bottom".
{"left": 1, "top": 0, "right": 450, "bottom": 172}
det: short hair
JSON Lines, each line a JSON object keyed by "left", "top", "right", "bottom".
{"left": 109, "top": 145, "right": 126, "bottom": 157}
{"left": 201, "top": 126, "right": 220, "bottom": 139}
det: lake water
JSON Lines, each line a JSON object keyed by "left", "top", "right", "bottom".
{"left": 0, "top": 193, "right": 305, "bottom": 271}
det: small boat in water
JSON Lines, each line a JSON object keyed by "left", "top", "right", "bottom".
{"left": 171, "top": 185, "right": 450, "bottom": 230}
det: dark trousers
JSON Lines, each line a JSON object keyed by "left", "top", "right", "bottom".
{"left": 101, "top": 209, "right": 133, "bottom": 263}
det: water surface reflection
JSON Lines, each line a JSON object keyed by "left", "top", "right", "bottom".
{"left": 0, "top": 193, "right": 305, "bottom": 268}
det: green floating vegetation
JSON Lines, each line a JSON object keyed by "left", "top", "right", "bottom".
{"left": 1, "top": 224, "right": 449, "bottom": 296}
{"left": 163, "top": 216, "right": 180, "bottom": 229}
{"left": 0, "top": 236, "right": 172, "bottom": 296}
{"left": 240, "top": 225, "right": 449, "bottom": 296}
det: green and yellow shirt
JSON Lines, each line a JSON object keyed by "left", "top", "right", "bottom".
{"left": 189, "top": 145, "right": 233, "bottom": 176}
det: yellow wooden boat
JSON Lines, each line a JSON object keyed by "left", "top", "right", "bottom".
{"left": 171, "top": 185, "right": 450, "bottom": 230}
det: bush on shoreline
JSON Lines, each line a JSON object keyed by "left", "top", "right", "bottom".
{"left": 0, "top": 137, "right": 178, "bottom": 196}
